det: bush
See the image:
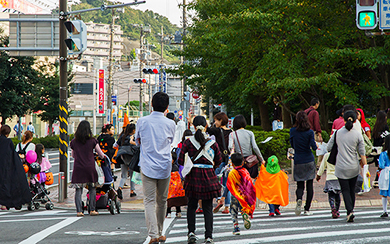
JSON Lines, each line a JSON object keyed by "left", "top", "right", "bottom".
{"left": 245, "top": 125, "right": 263, "bottom": 131}
{"left": 11, "top": 134, "right": 75, "bottom": 149}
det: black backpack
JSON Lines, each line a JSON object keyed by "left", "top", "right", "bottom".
{"left": 17, "top": 142, "right": 31, "bottom": 162}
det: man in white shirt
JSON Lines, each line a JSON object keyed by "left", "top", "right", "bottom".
{"left": 135, "top": 92, "right": 176, "bottom": 244}
{"left": 27, "top": 122, "right": 35, "bottom": 134}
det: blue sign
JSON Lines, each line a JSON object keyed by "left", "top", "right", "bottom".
{"left": 112, "top": 95, "right": 117, "bottom": 103}
{"left": 174, "top": 110, "right": 177, "bottom": 113}
{"left": 158, "top": 65, "right": 167, "bottom": 93}
{"left": 380, "top": 0, "right": 390, "bottom": 29}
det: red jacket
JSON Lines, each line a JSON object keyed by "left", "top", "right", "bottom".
{"left": 304, "top": 107, "right": 321, "bottom": 134}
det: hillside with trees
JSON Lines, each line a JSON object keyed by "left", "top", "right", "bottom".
{"left": 71, "top": 0, "right": 181, "bottom": 63}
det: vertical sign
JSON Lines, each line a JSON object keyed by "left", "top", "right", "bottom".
{"left": 380, "top": 0, "right": 390, "bottom": 29}
{"left": 98, "top": 69, "right": 104, "bottom": 114}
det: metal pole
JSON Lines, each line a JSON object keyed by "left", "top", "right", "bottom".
{"left": 93, "top": 60, "right": 97, "bottom": 135}
{"left": 139, "top": 28, "right": 144, "bottom": 117}
{"left": 59, "top": 0, "right": 68, "bottom": 199}
{"left": 107, "top": 9, "right": 115, "bottom": 122}
{"left": 58, "top": 172, "right": 65, "bottom": 203}
{"left": 161, "top": 25, "right": 163, "bottom": 64}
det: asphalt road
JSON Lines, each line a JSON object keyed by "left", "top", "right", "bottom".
{"left": 3, "top": 207, "right": 390, "bottom": 244}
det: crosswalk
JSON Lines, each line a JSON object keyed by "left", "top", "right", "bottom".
{"left": 164, "top": 209, "right": 390, "bottom": 243}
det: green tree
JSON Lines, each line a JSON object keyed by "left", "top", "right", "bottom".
{"left": 34, "top": 59, "right": 73, "bottom": 136}
{"left": 171, "top": 0, "right": 390, "bottom": 131}
{"left": 0, "top": 36, "right": 40, "bottom": 124}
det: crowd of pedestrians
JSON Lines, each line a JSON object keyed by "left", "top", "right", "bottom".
{"left": 3, "top": 91, "right": 390, "bottom": 244}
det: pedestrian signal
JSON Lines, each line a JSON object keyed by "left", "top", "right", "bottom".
{"left": 64, "top": 20, "right": 87, "bottom": 55}
{"left": 133, "top": 78, "right": 148, "bottom": 83}
{"left": 356, "top": 0, "right": 378, "bottom": 30}
{"left": 142, "top": 68, "right": 159, "bottom": 74}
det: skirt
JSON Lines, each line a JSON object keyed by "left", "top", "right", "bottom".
{"left": 323, "top": 180, "right": 341, "bottom": 194}
{"left": 294, "top": 161, "right": 316, "bottom": 182}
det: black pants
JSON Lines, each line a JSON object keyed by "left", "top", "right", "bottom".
{"left": 167, "top": 206, "right": 181, "bottom": 214}
{"left": 338, "top": 176, "right": 358, "bottom": 215}
{"left": 328, "top": 191, "right": 341, "bottom": 211}
{"left": 296, "top": 179, "right": 313, "bottom": 211}
{"left": 187, "top": 197, "right": 213, "bottom": 239}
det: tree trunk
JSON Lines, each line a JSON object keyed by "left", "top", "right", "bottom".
{"left": 1, "top": 116, "right": 5, "bottom": 125}
{"left": 318, "top": 92, "right": 329, "bottom": 132}
{"left": 49, "top": 119, "right": 53, "bottom": 136}
{"left": 280, "top": 94, "right": 292, "bottom": 128}
{"left": 256, "top": 95, "right": 271, "bottom": 131}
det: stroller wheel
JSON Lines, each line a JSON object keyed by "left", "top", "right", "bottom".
{"left": 109, "top": 199, "right": 115, "bottom": 215}
{"left": 28, "top": 202, "right": 35, "bottom": 211}
{"left": 116, "top": 200, "right": 121, "bottom": 214}
{"left": 45, "top": 203, "right": 54, "bottom": 210}
{"left": 34, "top": 202, "right": 40, "bottom": 210}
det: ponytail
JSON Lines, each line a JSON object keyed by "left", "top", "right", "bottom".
{"left": 192, "top": 116, "right": 207, "bottom": 149}
{"left": 343, "top": 110, "right": 357, "bottom": 131}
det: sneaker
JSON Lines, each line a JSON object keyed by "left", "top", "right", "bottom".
{"left": 295, "top": 199, "right": 302, "bottom": 216}
{"left": 233, "top": 226, "right": 240, "bottom": 235}
{"left": 130, "top": 192, "right": 137, "bottom": 197}
{"left": 331, "top": 208, "right": 338, "bottom": 219}
{"left": 166, "top": 213, "right": 171, "bottom": 218}
{"left": 117, "top": 188, "right": 123, "bottom": 200}
{"left": 205, "top": 237, "right": 214, "bottom": 244}
{"left": 347, "top": 212, "right": 355, "bottom": 222}
{"left": 337, "top": 211, "right": 340, "bottom": 217}
{"left": 269, "top": 212, "right": 275, "bottom": 217}
{"left": 187, "top": 232, "right": 197, "bottom": 243}
{"left": 242, "top": 212, "right": 251, "bottom": 229}
{"left": 76, "top": 212, "right": 84, "bottom": 217}
{"left": 148, "top": 238, "right": 159, "bottom": 244}
{"left": 275, "top": 209, "right": 281, "bottom": 216}
{"left": 176, "top": 212, "right": 182, "bottom": 218}
{"left": 213, "top": 202, "right": 223, "bottom": 213}
{"left": 381, "top": 212, "right": 388, "bottom": 218}
{"left": 303, "top": 210, "right": 313, "bottom": 216}
{"left": 90, "top": 210, "right": 99, "bottom": 216}
{"left": 222, "top": 207, "right": 229, "bottom": 214}
{"left": 196, "top": 208, "right": 203, "bottom": 214}
{"left": 123, "top": 183, "right": 131, "bottom": 189}
{"left": 158, "top": 235, "right": 166, "bottom": 243}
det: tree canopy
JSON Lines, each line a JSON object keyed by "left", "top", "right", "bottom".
{"left": 171, "top": 0, "right": 390, "bottom": 131}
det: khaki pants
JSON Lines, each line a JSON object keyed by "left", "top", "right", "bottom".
{"left": 314, "top": 133, "right": 323, "bottom": 167}
{"left": 141, "top": 173, "right": 171, "bottom": 239}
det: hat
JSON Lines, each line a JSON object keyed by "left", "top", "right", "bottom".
{"left": 266, "top": 155, "right": 280, "bottom": 174}
{"left": 123, "top": 113, "right": 130, "bottom": 128}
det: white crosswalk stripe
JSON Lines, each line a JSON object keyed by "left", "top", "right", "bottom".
{"left": 165, "top": 209, "right": 390, "bottom": 243}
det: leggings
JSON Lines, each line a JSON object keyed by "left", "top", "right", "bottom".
{"left": 187, "top": 197, "right": 213, "bottom": 239}
{"left": 119, "top": 164, "right": 135, "bottom": 190}
{"left": 296, "top": 179, "right": 313, "bottom": 211}
{"left": 230, "top": 196, "right": 241, "bottom": 225}
{"left": 328, "top": 191, "right": 341, "bottom": 211}
{"left": 75, "top": 185, "right": 96, "bottom": 212}
{"left": 167, "top": 206, "right": 181, "bottom": 214}
{"left": 338, "top": 176, "right": 358, "bottom": 215}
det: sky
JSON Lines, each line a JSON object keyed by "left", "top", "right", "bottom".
{"left": 123, "top": 0, "right": 184, "bottom": 27}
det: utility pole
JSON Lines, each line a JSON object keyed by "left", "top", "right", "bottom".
{"left": 107, "top": 8, "right": 115, "bottom": 123}
{"left": 59, "top": 0, "right": 68, "bottom": 199}
{"left": 160, "top": 25, "right": 163, "bottom": 64}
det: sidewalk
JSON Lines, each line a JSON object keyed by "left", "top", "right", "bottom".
{"left": 50, "top": 163, "right": 383, "bottom": 211}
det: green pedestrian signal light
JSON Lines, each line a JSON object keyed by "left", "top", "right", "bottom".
{"left": 358, "top": 11, "right": 376, "bottom": 27}
{"left": 356, "top": 0, "right": 378, "bottom": 30}
{"left": 64, "top": 20, "right": 88, "bottom": 55}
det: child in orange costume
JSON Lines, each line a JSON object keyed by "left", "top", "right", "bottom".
{"left": 255, "top": 155, "right": 289, "bottom": 216}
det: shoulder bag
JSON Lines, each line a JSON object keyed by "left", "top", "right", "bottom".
{"left": 220, "top": 128, "right": 229, "bottom": 164}
{"left": 235, "top": 131, "right": 259, "bottom": 168}
{"left": 328, "top": 131, "right": 338, "bottom": 165}
{"left": 361, "top": 128, "right": 373, "bottom": 156}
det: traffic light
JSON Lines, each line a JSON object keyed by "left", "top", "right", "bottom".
{"left": 64, "top": 20, "right": 87, "bottom": 55}
{"left": 142, "top": 68, "right": 159, "bottom": 74}
{"left": 184, "top": 91, "right": 190, "bottom": 101}
{"left": 356, "top": 0, "right": 378, "bottom": 30}
{"left": 133, "top": 78, "right": 148, "bottom": 83}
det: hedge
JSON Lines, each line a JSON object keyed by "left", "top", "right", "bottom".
{"left": 11, "top": 134, "right": 75, "bottom": 149}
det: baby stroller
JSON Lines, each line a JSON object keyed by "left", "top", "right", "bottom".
{"left": 27, "top": 163, "right": 54, "bottom": 211}
{"left": 83, "top": 155, "right": 121, "bottom": 215}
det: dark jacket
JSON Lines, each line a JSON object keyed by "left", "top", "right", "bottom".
{"left": 290, "top": 127, "right": 317, "bottom": 164}
{"left": 97, "top": 134, "right": 115, "bottom": 160}
{"left": 273, "top": 103, "right": 282, "bottom": 121}
{"left": 0, "top": 135, "right": 31, "bottom": 208}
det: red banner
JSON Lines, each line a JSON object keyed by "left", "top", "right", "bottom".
{"left": 98, "top": 69, "right": 104, "bottom": 114}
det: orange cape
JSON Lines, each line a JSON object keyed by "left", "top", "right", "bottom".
{"left": 255, "top": 164, "right": 289, "bottom": 206}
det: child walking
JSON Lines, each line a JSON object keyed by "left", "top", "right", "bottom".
{"left": 378, "top": 135, "right": 390, "bottom": 217}
{"left": 316, "top": 152, "right": 342, "bottom": 218}
{"left": 166, "top": 151, "right": 187, "bottom": 218}
{"left": 226, "top": 153, "right": 256, "bottom": 235}
{"left": 255, "top": 156, "right": 289, "bottom": 217}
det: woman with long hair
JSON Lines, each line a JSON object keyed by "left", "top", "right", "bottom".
{"left": 372, "top": 110, "right": 389, "bottom": 186}
{"left": 70, "top": 120, "right": 105, "bottom": 217}
{"left": 116, "top": 123, "right": 137, "bottom": 199}
{"left": 178, "top": 116, "right": 222, "bottom": 244}
{"left": 327, "top": 110, "right": 367, "bottom": 222}
{"left": 16, "top": 131, "right": 35, "bottom": 159}
{"left": 290, "top": 111, "right": 317, "bottom": 216}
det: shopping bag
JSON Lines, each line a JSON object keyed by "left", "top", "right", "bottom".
{"left": 131, "top": 171, "right": 142, "bottom": 185}
{"left": 362, "top": 164, "right": 371, "bottom": 193}
{"left": 95, "top": 162, "right": 105, "bottom": 186}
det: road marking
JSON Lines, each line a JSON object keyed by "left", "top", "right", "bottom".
{"left": 23, "top": 210, "right": 67, "bottom": 216}
{"left": 212, "top": 227, "right": 390, "bottom": 243}
{"left": 0, "top": 217, "right": 66, "bottom": 223}
{"left": 65, "top": 230, "right": 140, "bottom": 236}
{"left": 143, "top": 217, "right": 175, "bottom": 244}
{"left": 19, "top": 217, "right": 80, "bottom": 244}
